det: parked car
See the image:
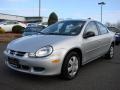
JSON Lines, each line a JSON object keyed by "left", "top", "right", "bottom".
{"left": 39, "top": 23, "right": 48, "bottom": 27}
{"left": 0, "top": 21, "right": 26, "bottom": 32}
{"left": 4, "top": 20, "right": 115, "bottom": 80}
{"left": 27, "top": 23, "right": 39, "bottom": 27}
{"left": 22, "top": 25, "right": 45, "bottom": 36}
{"left": 108, "top": 27, "right": 120, "bottom": 45}
{"left": 27, "top": 23, "right": 47, "bottom": 28}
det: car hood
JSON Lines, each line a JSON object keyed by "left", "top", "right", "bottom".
{"left": 7, "top": 35, "right": 73, "bottom": 52}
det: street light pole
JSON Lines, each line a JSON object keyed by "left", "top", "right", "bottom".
{"left": 98, "top": 2, "right": 106, "bottom": 23}
{"left": 100, "top": 5, "right": 102, "bottom": 23}
{"left": 39, "top": 0, "right": 41, "bottom": 20}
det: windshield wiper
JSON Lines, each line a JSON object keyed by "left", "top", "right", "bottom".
{"left": 46, "top": 33, "right": 58, "bottom": 35}
{"left": 38, "top": 32, "right": 72, "bottom": 36}
{"left": 38, "top": 32, "right": 46, "bottom": 34}
{"left": 38, "top": 32, "right": 57, "bottom": 35}
{"left": 45, "top": 33, "right": 72, "bottom": 36}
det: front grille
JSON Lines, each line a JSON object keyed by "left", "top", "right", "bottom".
{"left": 7, "top": 57, "right": 45, "bottom": 73}
{"left": 21, "top": 65, "right": 30, "bottom": 70}
{"left": 16, "top": 51, "right": 26, "bottom": 57}
{"left": 9, "top": 50, "right": 26, "bottom": 57}
{"left": 10, "top": 50, "right": 15, "bottom": 55}
{"left": 8, "top": 57, "right": 20, "bottom": 68}
{"left": 33, "top": 67, "right": 45, "bottom": 72}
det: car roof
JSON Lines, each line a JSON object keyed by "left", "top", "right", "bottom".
{"left": 60, "top": 19, "right": 96, "bottom": 23}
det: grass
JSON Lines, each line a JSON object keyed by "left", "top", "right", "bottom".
{"left": 0, "top": 33, "right": 21, "bottom": 44}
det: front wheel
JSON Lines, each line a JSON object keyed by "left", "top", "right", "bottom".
{"left": 105, "top": 45, "right": 114, "bottom": 59}
{"left": 60, "top": 52, "right": 80, "bottom": 80}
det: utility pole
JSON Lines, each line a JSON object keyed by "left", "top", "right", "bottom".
{"left": 98, "top": 2, "right": 106, "bottom": 23}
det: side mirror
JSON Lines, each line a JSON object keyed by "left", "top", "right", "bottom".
{"left": 83, "top": 31, "right": 95, "bottom": 38}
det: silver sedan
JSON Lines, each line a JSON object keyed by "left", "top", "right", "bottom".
{"left": 4, "top": 19, "right": 115, "bottom": 80}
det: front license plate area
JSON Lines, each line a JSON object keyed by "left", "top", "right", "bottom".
{"left": 8, "top": 57, "right": 20, "bottom": 68}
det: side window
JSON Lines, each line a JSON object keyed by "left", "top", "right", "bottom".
{"left": 84, "top": 22, "right": 99, "bottom": 36}
{"left": 6, "top": 22, "right": 13, "bottom": 25}
{"left": 97, "top": 22, "right": 108, "bottom": 34}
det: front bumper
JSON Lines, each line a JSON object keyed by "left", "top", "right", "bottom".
{"left": 4, "top": 51, "right": 63, "bottom": 76}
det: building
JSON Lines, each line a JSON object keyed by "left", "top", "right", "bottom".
{"left": 0, "top": 13, "right": 25, "bottom": 22}
{"left": 25, "top": 17, "right": 42, "bottom": 23}
{"left": 0, "top": 13, "right": 48, "bottom": 23}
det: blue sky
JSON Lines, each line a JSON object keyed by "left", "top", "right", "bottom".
{"left": 0, "top": 0, "right": 120, "bottom": 23}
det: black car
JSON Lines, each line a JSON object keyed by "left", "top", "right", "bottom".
{"left": 108, "top": 27, "right": 120, "bottom": 45}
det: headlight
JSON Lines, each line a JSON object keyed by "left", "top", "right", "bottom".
{"left": 29, "top": 46, "right": 53, "bottom": 58}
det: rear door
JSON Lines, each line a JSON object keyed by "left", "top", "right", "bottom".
{"left": 96, "top": 22, "right": 111, "bottom": 54}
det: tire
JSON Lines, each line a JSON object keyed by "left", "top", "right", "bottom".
{"left": 105, "top": 45, "right": 114, "bottom": 59}
{"left": 60, "top": 52, "right": 81, "bottom": 80}
{"left": 12, "top": 25, "right": 25, "bottom": 34}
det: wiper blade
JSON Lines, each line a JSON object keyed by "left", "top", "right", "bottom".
{"left": 38, "top": 32, "right": 72, "bottom": 36}
{"left": 46, "top": 33, "right": 71, "bottom": 36}
{"left": 38, "top": 32, "right": 46, "bottom": 34}
{"left": 47, "top": 33, "right": 58, "bottom": 35}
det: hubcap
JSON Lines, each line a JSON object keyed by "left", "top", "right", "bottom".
{"left": 110, "top": 46, "right": 114, "bottom": 58}
{"left": 68, "top": 56, "right": 79, "bottom": 77}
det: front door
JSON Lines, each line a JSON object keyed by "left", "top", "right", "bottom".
{"left": 82, "top": 21, "right": 101, "bottom": 63}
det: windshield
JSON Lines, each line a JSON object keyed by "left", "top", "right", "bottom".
{"left": 40, "top": 21, "right": 85, "bottom": 36}
{"left": 24, "top": 27, "right": 43, "bottom": 32}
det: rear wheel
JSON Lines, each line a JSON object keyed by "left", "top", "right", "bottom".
{"left": 105, "top": 45, "right": 114, "bottom": 59}
{"left": 60, "top": 52, "right": 80, "bottom": 80}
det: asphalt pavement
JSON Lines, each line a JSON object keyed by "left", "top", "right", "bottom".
{"left": 0, "top": 43, "right": 120, "bottom": 90}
